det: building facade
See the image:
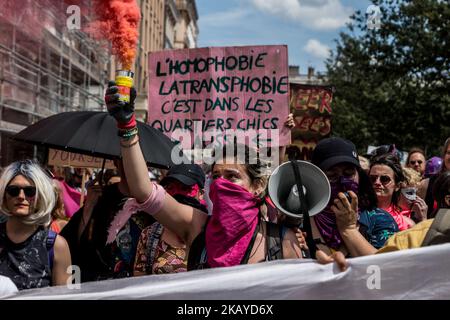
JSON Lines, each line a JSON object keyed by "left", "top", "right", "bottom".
{"left": 0, "top": 0, "right": 110, "bottom": 166}
{"left": 129, "top": 0, "right": 166, "bottom": 122}
{"left": 173, "top": 0, "right": 199, "bottom": 49}
{"left": 126, "top": 0, "right": 199, "bottom": 122}
{"left": 0, "top": 0, "right": 199, "bottom": 165}
{"left": 164, "top": 0, "right": 180, "bottom": 49}
{"left": 288, "top": 65, "right": 328, "bottom": 85}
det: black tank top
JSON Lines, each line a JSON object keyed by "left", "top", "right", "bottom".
{"left": 0, "top": 223, "right": 52, "bottom": 290}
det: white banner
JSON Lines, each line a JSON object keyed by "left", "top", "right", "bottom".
{"left": 4, "top": 243, "right": 450, "bottom": 300}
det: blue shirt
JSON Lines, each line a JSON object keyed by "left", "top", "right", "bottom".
{"left": 359, "top": 207, "right": 399, "bottom": 248}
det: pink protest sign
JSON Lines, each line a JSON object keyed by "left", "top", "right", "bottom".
{"left": 148, "top": 45, "right": 291, "bottom": 148}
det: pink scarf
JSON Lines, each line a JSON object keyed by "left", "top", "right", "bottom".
{"left": 55, "top": 179, "right": 81, "bottom": 218}
{"left": 205, "top": 178, "right": 261, "bottom": 268}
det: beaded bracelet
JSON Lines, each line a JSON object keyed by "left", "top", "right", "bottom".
{"left": 118, "top": 127, "right": 138, "bottom": 140}
{"left": 120, "top": 136, "right": 139, "bottom": 148}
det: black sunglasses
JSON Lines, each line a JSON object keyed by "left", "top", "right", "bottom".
{"left": 369, "top": 175, "right": 392, "bottom": 185}
{"left": 5, "top": 185, "right": 37, "bottom": 198}
{"left": 409, "top": 160, "right": 423, "bottom": 165}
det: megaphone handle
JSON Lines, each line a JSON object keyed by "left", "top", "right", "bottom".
{"left": 301, "top": 249, "right": 310, "bottom": 259}
{"left": 290, "top": 160, "right": 317, "bottom": 259}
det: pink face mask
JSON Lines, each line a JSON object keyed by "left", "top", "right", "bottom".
{"left": 205, "top": 177, "right": 261, "bottom": 268}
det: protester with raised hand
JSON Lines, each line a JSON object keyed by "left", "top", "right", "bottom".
{"left": 0, "top": 160, "right": 71, "bottom": 290}
{"left": 105, "top": 81, "right": 303, "bottom": 270}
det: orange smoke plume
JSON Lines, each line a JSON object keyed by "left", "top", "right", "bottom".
{"left": 92, "top": 0, "right": 141, "bottom": 70}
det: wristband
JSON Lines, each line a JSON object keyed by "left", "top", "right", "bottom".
{"left": 117, "top": 113, "right": 137, "bottom": 130}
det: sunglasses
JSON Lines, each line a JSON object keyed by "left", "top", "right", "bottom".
{"left": 5, "top": 185, "right": 37, "bottom": 198}
{"left": 409, "top": 160, "right": 423, "bottom": 165}
{"left": 369, "top": 175, "right": 392, "bottom": 185}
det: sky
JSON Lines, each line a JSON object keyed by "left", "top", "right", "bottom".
{"left": 197, "top": 0, "right": 372, "bottom": 73}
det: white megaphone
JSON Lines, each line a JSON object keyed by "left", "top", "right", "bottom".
{"left": 268, "top": 160, "right": 331, "bottom": 219}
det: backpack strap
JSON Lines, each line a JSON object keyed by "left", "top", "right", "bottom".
{"left": 265, "top": 222, "right": 284, "bottom": 261}
{"left": 421, "top": 209, "right": 450, "bottom": 247}
{"left": 187, "top": 216, "right": 211, "bottom": 271}
{"left": 187, "top": 230, "right": 208, "bottom": 271}
{"left": 46, "top": 230, "right": 57, "bottom": 271}
{"left": 240, "top": 221, "right": 261, "bottom": 264}
{"left": 145, "top": 222, "right": 164, "bottom": 274}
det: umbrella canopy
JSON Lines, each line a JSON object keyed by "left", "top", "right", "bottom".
{"left": 11, "top": 111, "right": 185, "bottom": 169}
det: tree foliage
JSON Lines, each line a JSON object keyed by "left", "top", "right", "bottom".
{"left": 326, "top": 0, "right": 450, "bottom": 156}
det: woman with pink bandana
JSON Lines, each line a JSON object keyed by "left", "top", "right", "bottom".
{"left": 105, "top": 82, "right": 304, "bottom": 270}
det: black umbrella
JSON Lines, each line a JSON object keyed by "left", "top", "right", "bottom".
{"left": 11, "top": 111, "right": 185, "bottom": 169}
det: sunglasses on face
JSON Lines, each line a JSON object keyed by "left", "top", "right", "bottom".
{"left": 409, "top": 160, "right": 423, "bottom": 165}
{"left": 369, "top": 175, "right": 392, "bottom": 185}
{"left": 5, "top": 185, "right": 37, "bottom": 198}
{"left": 326, "top": 167, "right": 357, "bottom": 183}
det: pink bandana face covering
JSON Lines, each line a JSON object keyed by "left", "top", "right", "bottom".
{"left": 205, "top": 177, "right": 261, "bottom": 268}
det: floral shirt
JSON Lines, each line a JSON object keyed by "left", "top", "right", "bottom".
{"left": 134, "top": 223, "right": 187, "bottom": 275}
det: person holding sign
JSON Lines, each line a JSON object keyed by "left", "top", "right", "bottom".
{"left": 105, "top": 82, "right": 304, "bottom": 269}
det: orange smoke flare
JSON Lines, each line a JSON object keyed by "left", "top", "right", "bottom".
{"left": 92, "top": 0, "right": 141, "bottom": 70}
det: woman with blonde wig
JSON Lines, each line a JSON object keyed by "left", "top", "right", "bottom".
{"left": 0, "top": 160, "right": 71, "bottom": 290}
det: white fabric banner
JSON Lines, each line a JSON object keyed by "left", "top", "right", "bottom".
{"left": 4, "top": 243, "right": 450, "bottom": 300}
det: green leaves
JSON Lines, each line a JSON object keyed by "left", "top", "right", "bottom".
{"left": 327, "top": 0, "right": 449, "bottom": 156}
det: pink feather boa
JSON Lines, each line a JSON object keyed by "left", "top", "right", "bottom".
{"left": 106, "top": 183, "right": 166, "bottom": 244}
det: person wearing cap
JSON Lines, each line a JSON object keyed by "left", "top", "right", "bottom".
{"left": 310, "top": 137, "right": 399, "bottom": 258}
{"left": 133, "top": 164, "right": 207, "bottom": 275}
{"left": 159, "top": 164, "right": 205, "bottom": 204}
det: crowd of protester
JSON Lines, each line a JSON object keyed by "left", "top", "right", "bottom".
{"left": 0, "top": 81, "right": 449, "bottom": 293}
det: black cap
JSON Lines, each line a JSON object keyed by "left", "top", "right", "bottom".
{"left": 160, "top": 164, "right": 205, "bottom": 189}
{"left": 311, "top": 137, "right": 360, "bottom": 171}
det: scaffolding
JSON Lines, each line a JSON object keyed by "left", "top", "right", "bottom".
{"left": 0, "top": 0, "right": 111, "bottom": 165}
